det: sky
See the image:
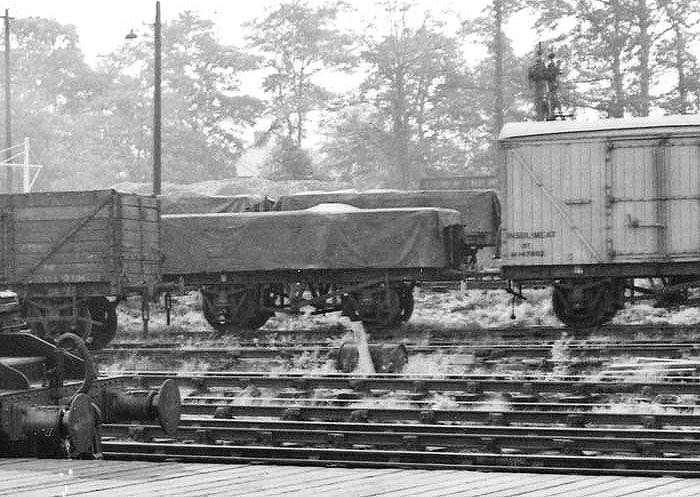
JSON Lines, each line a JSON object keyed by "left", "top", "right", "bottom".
{"left": 2, "top": 0, "right": 537, "bottom": 63}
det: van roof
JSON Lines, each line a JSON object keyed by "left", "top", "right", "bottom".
{"left": 499, "top": 115, "right": 700, "bottom": 140}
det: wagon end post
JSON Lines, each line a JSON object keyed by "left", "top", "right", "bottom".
{"left": 141, "top": 287, "right": 151, "bottom": 337}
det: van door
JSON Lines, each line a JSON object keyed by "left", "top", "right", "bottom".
{"left": 609, "top": 140, "right": 664, "bottom": 260}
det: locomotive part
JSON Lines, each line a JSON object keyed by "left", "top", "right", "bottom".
{"left": 100, "top": 379, "right": 181, "bottom": 435}
{"left": 0, "top": 331, "right": 182, "bottom": 458}
{"left": 336, "top": 342, "right": 409, "bottom": 373}
{"left": 2, "top": 393, "right": 101, "bottom": 459}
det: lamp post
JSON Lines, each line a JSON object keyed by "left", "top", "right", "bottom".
{"left": 126, "top": 1, "right": 161, "bottom": 196}
{"left": 1, "top": 9, "right": 12, "bottom": 193}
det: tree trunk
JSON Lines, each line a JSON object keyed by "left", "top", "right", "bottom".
{"left": 636, "top": 0, "right": 651, "bottom": 116}
{"left": 392, "top": 66, "right": 410, "bottom": 188}
{"left": 493, "top": 0, "right": 504, "bottom": 134}
{"left": 674, "top": 22, "right": 688, "bottom": 114}
{"left": 609, "top": 0, "right": 626, "bottom": 117}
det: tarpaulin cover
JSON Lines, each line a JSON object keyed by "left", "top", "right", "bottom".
{"left": 274, "top": 190, "right": 500, "bottom": 237}
{"left": 160, "top": 194, "right": 273, "bottom": 214}
{"left": 161, "top": 206, "right": 462, "bottom": 274}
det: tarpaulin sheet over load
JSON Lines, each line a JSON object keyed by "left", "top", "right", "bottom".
{"left": 274, "top": 190, "right": 500, "bottom": 244}
{"left": 160, "top": 194, "right": 274, "bottom": 214}
{"left": 161, "top": 206, "right": 462, "bottom": 274}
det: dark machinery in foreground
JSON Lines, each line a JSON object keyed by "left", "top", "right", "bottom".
{"left": 0, "top": 330, "right": 180, "bottom": 458}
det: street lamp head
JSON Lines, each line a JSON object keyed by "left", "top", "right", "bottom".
{"left": 125, "top": 29, "right": 137, "bottom": 40}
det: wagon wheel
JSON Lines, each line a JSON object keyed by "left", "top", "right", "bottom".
{"left": 23, "top": 298, "right": 93, "bottom": 343}
{"left": 85, "top": 297, "right": 118, "bottom": 350}
{"left": 200, "top": 286, "right": 269, "bottom": 333}
{"left": 655, "top": 276, "right": 693, "bottom": 308}
{"left": 552, "top": 279, "right": 623, "bottom": 328}
{"left": 246, "top": 310, "right": 273, "bottom": 330}
{"left": 200, "top": 295, "right": 228, "bottom": 333}
{"left": 359, "top": 287, "right": 402, "bottom": 329}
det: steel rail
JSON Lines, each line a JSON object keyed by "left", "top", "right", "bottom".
{"left": 179, "top": 403, "right": 700, "bottom": 428}
{"left": 107, "top": 338, "right": 700, "bottom": 349}
{"left": 114, "top": 323, "right": 700, "bottom": 343}
{"left": 100, "top": 421, "right": 700, "bottom": 456}
{"left": 97, "top": 342, "right": 700, "bottom": 361}
{"left": 128, "top": 371, "right": 700, "bottom": 396}
{"left": 181, "top": 395, "right": 699, "bottom": 413}
{"left": 100, "top": 440, "right": 700, "bottom": 476}
{"left": 174, "top": 416, "right": 700, "bottom": 440}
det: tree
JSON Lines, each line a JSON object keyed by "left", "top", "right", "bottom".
{"left": 103, "top": 11, "right": 262, "bottom": 183}
{"left": 356, "top": 2, "right": 481, "bottom": 187}
{"left": 532, "top": 0, "right": 650, "bottom": 117}
{"left": 319, "top": 103, "right": 395, "bottom": 186}
{"left": 655, "top": 0, "right": 700, "bottom": 113}
{"left": 246, "top": 0, "right": 355, "bottom": 151}
{"left": 462, "top": 0, "right": 524, "bottom": 134}
{"left": 8, "top": 17, "right": 112, "bottom": 189}
{"left": 262, "top": 136, "right": 313, "bottom": 180}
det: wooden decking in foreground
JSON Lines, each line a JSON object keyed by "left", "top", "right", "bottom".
{"left": 1, "top": 458, "right": 700, "bottom": 496}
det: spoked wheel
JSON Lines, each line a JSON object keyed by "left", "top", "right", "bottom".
{"left": 22, "top": 298, "right": 93, "bottom": 344}
{"left": 654, "top": 276, "right": 694, "bottom": 308}
{"left": 343, "top": 286, "right": 402, "bottom": 329}
{"left": 200, "top": 285, "right": 271, "bottom": 333}
{"left": 552, "top": 279, "right": 625, "bottom": 328}
{"left": 85, "top": 297, "right": 118, "bottom": 350}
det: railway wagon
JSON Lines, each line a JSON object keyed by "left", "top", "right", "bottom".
{"left": 0, "top": 189, "right": 160, "bottom": 348}
{"left": 499, "top": 115, "right": 700, "bottom": 327}
{"left": 419, "top": 175, "right": 499, "bottom": 190}
{"left": 160, "top": 194, "right": 274, "bottom": 215}
{"left": 161, "top": 205, "right": 466, "bottom": 331}
{"left": 275, "top": 189, "right": 501, "bottom": 261}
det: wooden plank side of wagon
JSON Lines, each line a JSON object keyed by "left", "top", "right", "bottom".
{"left": 0, "top": 190, "right": 116, "bottom": 285}
{"left": 0, "top": 190, "right": 160, "bottom": 294}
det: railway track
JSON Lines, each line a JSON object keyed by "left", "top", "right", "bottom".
{"left": 100, "top": 440, "right": 700, "bottom": 476}
{"left": 126, "top": 371, "right": 700, "bottom": 397}
{"left": 101, "top": 418, "right": 700, "bottom": 456}
{"left": 181, "top": 395, "right": 698, "bottom": 412}
{"left": 183, "top": 403, "right": 700, "bottom": 429}
{"left": 98, "top": 415, "right": 700, "bottom": 476}
{"left": 95, "top": 322, "right": 700, "bottom": 475}
{"left": 99, "top": 340, "right": 700, "bottom": 364}
{"left": 115, "top": 323, "right": 700, "bottom": 344}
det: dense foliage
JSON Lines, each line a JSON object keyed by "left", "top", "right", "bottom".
{"left": 4, "top": 1, "right": 700, "bottom": 190}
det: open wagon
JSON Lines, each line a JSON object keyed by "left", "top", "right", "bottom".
{"left": 275, "top": 189, "right": 501, "bottom": 266}
{"left": 0, "top": 189, "right": 160, "bottom": 348}
{"left": 161, "top": 205, "right": 466, "bottom": 332}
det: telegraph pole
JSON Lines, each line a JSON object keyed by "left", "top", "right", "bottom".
{"left": 125, "top": 1, "right": 162, "bottom": 196}
{"left": 153, "top": 0, "right": 161, "bottom": 196}
{"left": 1, "top": 10, "right": 11, "bottom": 193}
